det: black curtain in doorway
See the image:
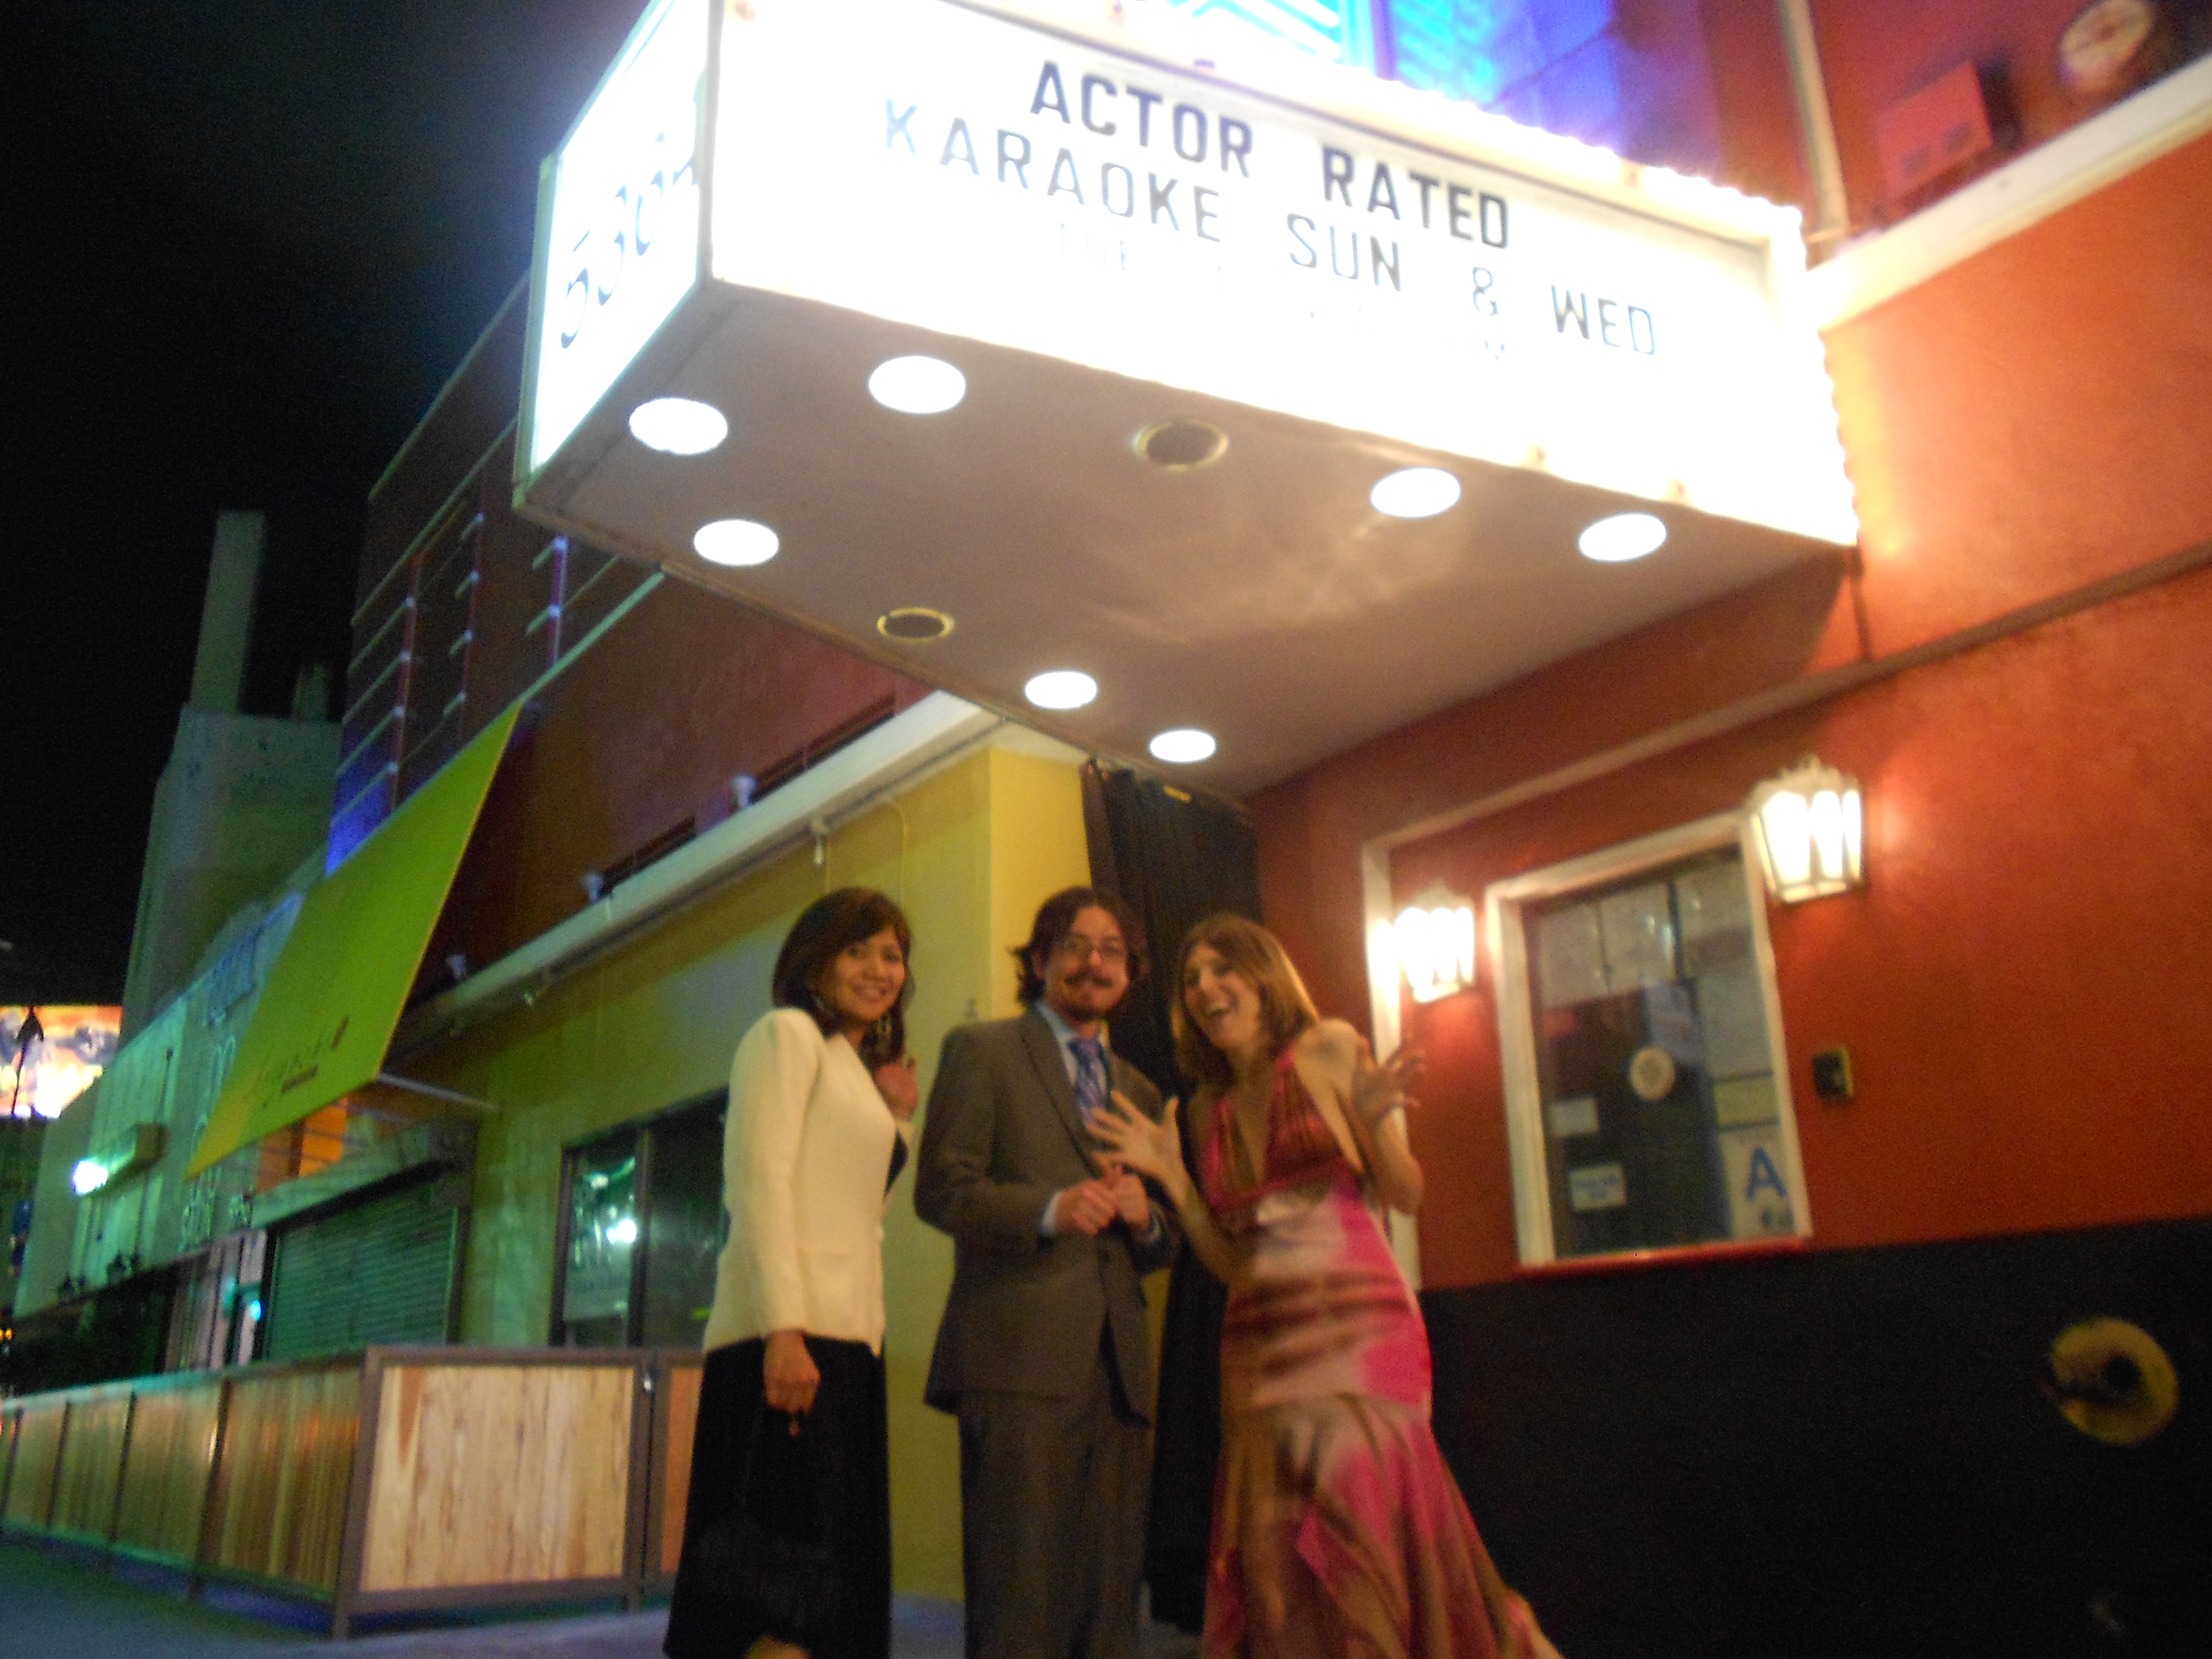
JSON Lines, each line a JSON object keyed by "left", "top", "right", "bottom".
{"left": 1083, "top": 761, "right": 1261, "bottom": 1633}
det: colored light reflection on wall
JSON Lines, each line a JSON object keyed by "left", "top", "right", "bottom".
{"left": 3, "top": 1007, "right": 121, "bottom": 1119}
{"left": 1146, "top": 0, "right": 1368, "bottom": 62}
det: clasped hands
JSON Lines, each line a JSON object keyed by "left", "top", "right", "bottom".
{"left": 1047, "top": 1088, "right": 1185, "bottom": 1236}
{"left": 1052, "top": 1162, "right": 1152, "bottom": 1237}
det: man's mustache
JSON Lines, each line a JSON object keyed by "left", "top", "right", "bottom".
{"left": 1067, "top": 970, "right": 1118, "bottom": 989}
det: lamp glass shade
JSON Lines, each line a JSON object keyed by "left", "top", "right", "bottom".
{"left": 1395, "top": 889, "right": 1477, "bottom": 1001}
{"left": 1749, "top": 758, "right": 1864, "bottom": 902}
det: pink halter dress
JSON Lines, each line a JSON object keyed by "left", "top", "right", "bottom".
{"left": 1197, "top": 1047, "right": 1505, "bottom": 1659}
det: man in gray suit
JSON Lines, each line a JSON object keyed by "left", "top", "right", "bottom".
{"left": 917, "top": 886, "right": 1179, "bottom": 1659}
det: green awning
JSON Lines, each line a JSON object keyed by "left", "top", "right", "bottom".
{"left": 188, "top": 708, "right": 518, "bottom": 1176}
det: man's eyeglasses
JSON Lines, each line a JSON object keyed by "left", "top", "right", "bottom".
{"left": 1054, "top": 933, "right": 1129, "bottom": 966}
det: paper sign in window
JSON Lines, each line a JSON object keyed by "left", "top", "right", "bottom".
{"left": 1536, "top": 904, "right": 1608, "bottom": 1008}
{"left": 1695, "top": 965, "right": 1772, "bottom": 1079}
{"left": 1599, "top": 882, "right": 1675, "bottom": 993}
{"left": 1567, "top": 1163, "right": 1628, "bottom": 1211}
{"left": 1713, "top": 1073, "right": 1780, "bottom": 1129}
{"left": 1547, "top": 1095, "right": 1601, "bottom": 1139}
{"left": 1676, "top": 861, "right": 1753, "bottom": 976}
{"left": 1718, "top": 1124, "right": 1796, "bottom": 1236}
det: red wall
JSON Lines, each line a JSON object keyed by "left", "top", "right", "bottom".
{"left": 1250, "top": 133, "right": 2212, "bottom": 1289}
{"left": 1808, "top": 0, "right": 2195, "bottom": 220}
{"left": 1688, "top": 0, "right": 2202, "bottom": 227}
{"left": 431, "top": 580, "right": 932, "bottom": 979}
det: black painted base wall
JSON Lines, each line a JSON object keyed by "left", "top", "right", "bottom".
{"left": 1423, "top": 1219, "right": 2210, "bottom": 1658}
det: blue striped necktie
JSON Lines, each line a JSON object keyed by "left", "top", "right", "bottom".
{"left": 1072, "top": 1037, "right": 1108, "bottom": 1125}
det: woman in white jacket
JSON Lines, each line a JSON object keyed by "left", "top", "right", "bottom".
{"left": 665, "top": 888, "right": 920, "bottom": 1659}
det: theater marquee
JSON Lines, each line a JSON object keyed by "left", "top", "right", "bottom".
{"left": 517, "top": 0, "right": 1857, "bottom": 791}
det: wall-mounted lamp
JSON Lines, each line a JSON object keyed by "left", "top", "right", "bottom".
{"left": 71, "top": 1123, "right": 167, "bottom": 1198}
{"left": 1748, "top": 756, "right": 1865, "bottom": 903}
{"left": 1392, "top": 885, "right": 1479, "bottom": 1003}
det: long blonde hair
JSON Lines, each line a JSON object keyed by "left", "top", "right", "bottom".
{"left": 1170, "top": 914, "right": 1318, "bottom": 1092}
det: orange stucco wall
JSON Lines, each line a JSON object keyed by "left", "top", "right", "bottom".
{"left": 1830, "top": 134, "right": 2212, "bottom": 647}
{"left": 1250, "top": 132, "right": 2212, "bottom": 1289}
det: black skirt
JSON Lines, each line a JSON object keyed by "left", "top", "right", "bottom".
{"left": 664, "top": 1335, "right": 891, "bottom": 1659}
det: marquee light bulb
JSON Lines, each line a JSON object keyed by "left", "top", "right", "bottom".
{"left": 1149, "top": 728, "right": 1217, "bottom": 764}
{"left": 1371, "top": 467, "right": 1461, "bottom": 519}
{"left": 1024, "top": 670, "right": 1098, "bottom": 710}
{"left": 694, "top": 518, "right": 780, "bottom": 567}
{"left": 627, "top": 396, "right": 729, "bottom": 455}
{"left": 72, "top": 1158, "right": 110, "bottom": 1196}
{"left": 1579, "top": 512, "right": 1668, "bottom": 562}
{"left": 868, "top": 355, "right": 968, "bottom": 414}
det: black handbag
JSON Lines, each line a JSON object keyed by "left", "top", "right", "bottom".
{"left": 693, "top": 1399, "right": 843, "bottom": 1647}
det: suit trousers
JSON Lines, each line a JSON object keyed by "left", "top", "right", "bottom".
{"left": 957, "top": 1334, "right": 1152, "bottom": 1659}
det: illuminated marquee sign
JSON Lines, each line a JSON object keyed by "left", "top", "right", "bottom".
{"left": 523, "top": 0, "right": 709, "bottom": 475}
{"left": 524, "top": 0, "right": 1854, "bottom": 545}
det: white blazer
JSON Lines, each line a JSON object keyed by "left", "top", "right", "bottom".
{"left": 704, "top": 1007, "right": 910, "bottom": 1355}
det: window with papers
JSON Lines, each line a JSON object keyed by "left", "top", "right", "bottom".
{"left": 1488, "top": 814, "right": 1810, "bottom": 1266}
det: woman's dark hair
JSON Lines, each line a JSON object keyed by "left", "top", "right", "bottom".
{"left": 1010, "top": 886, "right": 1147, "bottom": 1004}
{"left": 772, "top": 887, "right": 913, "bottom": 1067}
{"left": 1170, "top": 913, "right": 1318, "bottom": 1093}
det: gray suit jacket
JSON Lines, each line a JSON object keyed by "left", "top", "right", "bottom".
{"left": 916, "top": 1006, "right": 1178, "bottom": 1415}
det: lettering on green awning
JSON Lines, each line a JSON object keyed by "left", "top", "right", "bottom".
{"left": 188, "top": 709, "right": 518, "bottom": 1175}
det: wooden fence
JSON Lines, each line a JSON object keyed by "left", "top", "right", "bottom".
{"left": 0, "top": 1346, "right": 705, "bottom": 1636}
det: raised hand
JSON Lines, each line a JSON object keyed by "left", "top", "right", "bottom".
{"left": 873, "top": 1053, "right": 921, "bottom": 1121}
{"left": 1091, "top": 1091, "right": 1185, "bottom": 1198}
{"left": 1352, "top": 1040, "right": 1424, "bottom": 1128}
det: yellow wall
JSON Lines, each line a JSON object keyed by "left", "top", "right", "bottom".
{"left": 984, "top": 748, "right": 1091, "bottom": 1020}
{"left": 417, "top": 742, "right": 1089, "bottom": 1601}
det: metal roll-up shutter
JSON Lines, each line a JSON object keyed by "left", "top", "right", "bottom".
{"left": 263, "top": 1175, "right": 460, "bottom": 1360}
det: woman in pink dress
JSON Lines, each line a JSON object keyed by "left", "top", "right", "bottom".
{"left": 1094, "top": 914, "right": 1558, "bottom": 1659}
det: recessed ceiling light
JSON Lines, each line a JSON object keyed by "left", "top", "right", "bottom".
{"left": 1024, "top": 670, "right": 1097, "bottom": 711}
{"left": 693, "top": 519, "right": 780, "bottom": 567}
{"left": 868, "top": 355, "right": 967, "bottom": 414}
{"left": 1136, "top": 418, "right": 1228, "bottom": 470}
{"left": 1578, "top": 512, "right": 1668, "bottom": 563}
{"left": 628, "top": 396, "right": 728, "bottom": 455}
{"left": 1370, "top": 466, "right": 1461, "bottom": 518}
{"left": 877, "top": 607, "right": 954, "bottom": 642}
{"left": 1149, "top": 728, "right": 1217, "bottom": 764}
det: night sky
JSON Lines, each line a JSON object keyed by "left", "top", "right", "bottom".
{"left": 5, "top": 0, "right": 648, "bottom": 1001}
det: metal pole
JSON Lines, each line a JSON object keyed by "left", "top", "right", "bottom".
{"left": 1777, "top": 0, "right": 1852, "bottom": 246}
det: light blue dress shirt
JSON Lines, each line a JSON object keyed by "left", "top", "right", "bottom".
{"left": 1033, "top": 1002, "right": 1161, "bottom": 1243}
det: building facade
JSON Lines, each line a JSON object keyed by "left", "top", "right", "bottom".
{"left": 13, "top": 2, "right": 2207, "bottom": 1648}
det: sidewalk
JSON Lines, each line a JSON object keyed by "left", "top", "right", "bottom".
{"left": 0, "top": 1539, "right": 1200, "bottom": 1658}
{"left": 0, "top": 1537, "right": 661, "bottom": 1659}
